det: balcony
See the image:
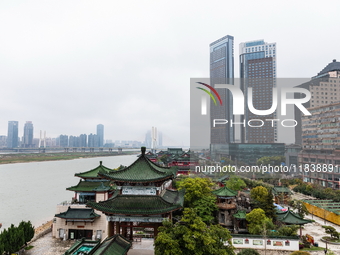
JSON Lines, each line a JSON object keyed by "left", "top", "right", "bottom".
{"left": 217, "top": 203, "right": 236, "bottom": 210}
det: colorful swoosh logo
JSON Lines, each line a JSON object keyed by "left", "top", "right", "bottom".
{"left": 196, "top": 82, "right": 223, "bottom": 105}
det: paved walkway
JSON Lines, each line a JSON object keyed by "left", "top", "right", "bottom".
{"left": 25, "top": 232, "right": 155, "bottom": 255}
{"left": 25, "top": 232, "right": 75, "bottom": 255}
{"left": 292, "top": 192, "right": 340, "bottom": 254}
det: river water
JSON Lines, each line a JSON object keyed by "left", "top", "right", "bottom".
{"left": 0, "top": 154, "right": 137, "bottom": 231}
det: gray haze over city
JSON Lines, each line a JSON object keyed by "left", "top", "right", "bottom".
{"left": 0, "top": 0, "right": 339, "bottom": 146}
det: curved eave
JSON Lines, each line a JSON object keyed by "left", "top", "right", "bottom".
{"left": 98, "top": 172, "right": 174, "bottom": 183}
{"left": 87, "top": 205, "right": 183, "bottom": 216}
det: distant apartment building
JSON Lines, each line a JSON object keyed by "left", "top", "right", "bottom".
{"left": 299, "top": 101, "right": 340, "bottom": 188}
{"left": 59, "top": 135, "right": 69, "bottom": 147}
{"left": 0, "top": 136, "right": 7, "bottom": 147}
{"left": 7, "top": 121, "right": 19, "bottom": 148}
{"left": 239, "top": 40, "right": 277, "bottom": 143}
{"left": 295, "top": 59, "right": 340, "bottom": 144}
{"left": 97, "top": 124, "right": 104, "bottom": 147}
{"left": 88, "top": 133, "right": 99, "bottom": 147}
{"left": 79, "top": 134, "right": 87, "bottom": 147}
{"left": 23, "top": 121, "right": 34, "bottom": 148}
{"left": 69, "top": 135, "right": 80, "bottom": 147}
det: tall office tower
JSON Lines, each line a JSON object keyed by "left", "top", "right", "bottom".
{"left": 7, "top": 121, "right": 19, "bottom": 148}
{"left": 158, "top": 132, "right": 163, "bottom": 148}
{"left": 295, "top": 59, "right": 340, "bottom": 145}
{"left": 145, "top": 130, "right": 151, "bottom": 148}
{"left": 23, "top": 121, "right": 34, "bottom": 148}
{"left": 210, "top": 35, "right": 234, "bottom": 144}
{"left": 97, "top": 124, "right": 104, "bottom": 147}
{"left": 239, "top": 40, "right": 277, "bottom": 143}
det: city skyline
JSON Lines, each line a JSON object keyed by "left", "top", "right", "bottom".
{"left": 1, "top": 1, "right": 340, "bottom": 146}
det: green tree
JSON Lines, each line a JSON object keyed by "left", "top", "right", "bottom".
{"left": 290, "top": 200, "right": 309, "bottom": 218}
{"left": 192, "top": 195, "right": 218, "bottom": 224}
{"left": 237, "top": 248, "right": 261, "bottom": 255}
{"left": 2, "top": 224, "right": 25, "bottom": 255}
{"left": 0, "top": 234, "right": 4, "bottom": 255}
{"left": 178, "top": 177, "right": 214, "bottom": 207}
{"left": 154, "top": 208, "right": 235, "bottom": 255}
{"left": 19, "top": 220, "right": 35, "bottom": 246}
{"left": 322, "top": 225, "right": 340, "bottom": 239}
{"left": 276, "top": 225, "right": 299, "bottom": 236}
{"left": 225, "top": 177, "right": 246, "bottom": 191}
{"left": 250, "top": 186, "right": 268, "bottom": 204}
{"left": 257, "top": 156, "right": 285, "bottom": 166}
{"left": 246, "top": 208, "right": 274, "bottom": 235}
{"left": 251, "top": 186, "right": 276, "bottom": 219}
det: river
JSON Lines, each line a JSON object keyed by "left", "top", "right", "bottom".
{"left": 0, "top": 154, "right": 137, "bottom": 231}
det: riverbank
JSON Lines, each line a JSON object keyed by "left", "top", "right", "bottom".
{"left": 0, "top": 151, "right": 136, "bottom": 165}
{"left": 30, "top": 220, "right": 53, "bottom": 243}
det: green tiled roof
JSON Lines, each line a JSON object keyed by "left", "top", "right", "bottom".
{"left": 92, "top": 235, "right": 132, "bottom": 255}
{"left": 63, "top": 239, "right": 100, "bottom": 255}
{"left": 87, "top": 189, "right": 184, "bottom": 215}
{"left": 99, "top": 152, "right": 177, "bottom": 183}
{"left": 66, "top": 180, "right": 114, "bottom": 192}
{"left": 212, "top": 186, "right": 237, "bottom": 197}
{"left": 276, "top": 209, "right": 312, "bottom": 225}
{"left": 233, "top": 210, "right": 247, "bottom": 219}
{"left": 273, "top": 186, "right": 291, "bottom": 194}
{"left": 55, "top": 207, "right": 100, "bottom": 220}
{"left": 75, "top": 161, "right": 112, "bottom": 179}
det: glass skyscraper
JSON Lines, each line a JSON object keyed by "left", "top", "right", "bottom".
{"left": 96, "top": 124, "right": 104, "bottom": 147}
{"left": 23, "top": 121, "right": 34, "bottom": 148}
{"left": 7, "top": 121, "right": 19, "bottom": 148}
{"left": 210, "top": 35, "right": 234, "bottom": 144}
{"left": 239, "top": 40, "right": 277, "bottom": 143}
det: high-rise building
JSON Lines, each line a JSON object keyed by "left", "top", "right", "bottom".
{"left": 145, "top": 130, "right": 151, "bottom": 148}
{"left": 210, "top": 35, "right": 234, "bottom": 144}
{"left": 79, "top": 134, "right": 87, "bottom": 147}
{"left": 7, "top": 121, "right": 19, "bottom": 148}
{"left": 59, "top": 135, "right": 69, "bottom": 147}
{"left": 97, "top": 124, "right": 104, "bottom": 147}
{"left": 23, "top": 121, "right": 34, "bottom": 148}
{"left": 88, "top": 133, "right": 99, "bottom": 147}
{"left": 295, "top": 59, "right": 340, "bottom": 144}
{"left": 239, "top": 40, "right": 277, "bottom": 143}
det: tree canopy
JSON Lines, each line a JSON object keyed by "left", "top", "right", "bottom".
{"left": 225, "top": 177, "right": 246, "bottom": 191}
{"left": 154, "top": 208, "right": 235, "bottom": 255}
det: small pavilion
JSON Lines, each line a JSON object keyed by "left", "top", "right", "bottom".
{"left": 276, "top": 209, "right": 313, "bottom": 237}
{"left": 212, "top": 186, "right": 238, "bottom": 228}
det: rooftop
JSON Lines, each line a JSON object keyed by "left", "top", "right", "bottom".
{"left": 99, "top": 147, "right": 177, "bottom": 183}
{"left": 317, "top": 59, "right": 340, "bottom": 76}
{"left": 87, "top": 189, "right": 184, "bottom": 215}
{"left": 75, "top": 161, "right": 112, "bottom": 179}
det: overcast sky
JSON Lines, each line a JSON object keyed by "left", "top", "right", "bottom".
{"left": 0, "top": 0, "right": 339, "bottom": 146}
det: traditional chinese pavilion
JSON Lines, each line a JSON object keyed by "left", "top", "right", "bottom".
{"left": 53, "top": 161, "right": 115, "bottom": 240}
{"left": 212, "top": 186, "right": 238, "bottom": 228}
{"left": 276, "top": 209, "right": 312, "bottom": 237}
{"left": 87, "top": 147, "right": 184, "bottom": 240}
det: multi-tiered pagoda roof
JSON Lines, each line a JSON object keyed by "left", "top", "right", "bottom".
{"left": 88, "top": 189, "right": 184, "bottom": 215}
